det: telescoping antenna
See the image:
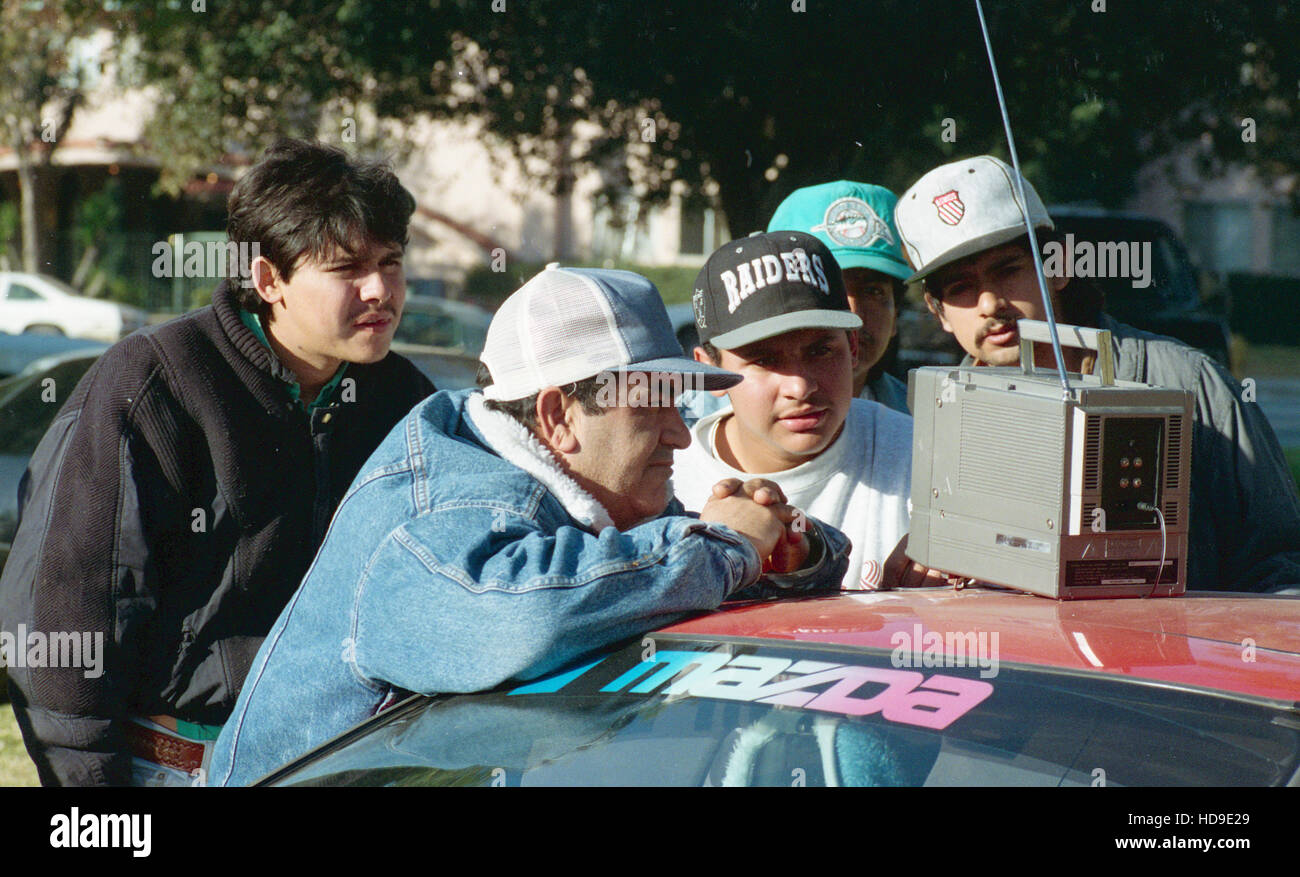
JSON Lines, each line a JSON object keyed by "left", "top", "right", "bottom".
{"left": 973, "top": 0, "right": 1073, "bottom": 399}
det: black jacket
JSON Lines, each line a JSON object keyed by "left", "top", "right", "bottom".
{"left": 0, "top": 281, "right": 434, "bottom": 785}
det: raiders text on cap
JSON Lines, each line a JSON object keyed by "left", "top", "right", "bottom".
{"left": 719, "top": 247, "right": 829, "bottom": 314}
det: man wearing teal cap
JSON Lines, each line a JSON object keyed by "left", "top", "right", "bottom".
{"left": 766, "top": 180, "right": 913, "bottom": 414}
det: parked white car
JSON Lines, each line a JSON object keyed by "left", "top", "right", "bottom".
{"left": 0, "top": 272, "right": 149, "bottom": 342}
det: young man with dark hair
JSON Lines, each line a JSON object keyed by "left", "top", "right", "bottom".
{"left": 0, "top": 138, "right": 435, "bottom": 785}
{"left": 680, "top": 181, "right": 914, "bottom": 425}
{"left": 209, "top": 265, "right": 850, "bottom": 785}
{"left": 675, "top": 231, "right": 914, "bottom": 591}
{"left": 895, "top": 154, "right": 1300, "bottom": 593}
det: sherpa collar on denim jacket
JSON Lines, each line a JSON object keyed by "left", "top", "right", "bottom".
{"left": 465, "top": 391, "right": 617, "bottom": 533}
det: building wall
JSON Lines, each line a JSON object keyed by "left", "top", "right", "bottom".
{"left": 1130, "top": 146, "right": 1300, "bottom": 277}
{"left": 395, "top": 116, "right": 727, "bottom": 283}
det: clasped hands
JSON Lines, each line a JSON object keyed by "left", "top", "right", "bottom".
{"left": 698, "top": 478, "right": 810, "bottom": 574}
{"left": 699, "top": 478, "right": 965, "bottom": 588}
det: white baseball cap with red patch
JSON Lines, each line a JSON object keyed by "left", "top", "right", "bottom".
{"left": 894, "top": 155, "right": 1054, "bottom": 283}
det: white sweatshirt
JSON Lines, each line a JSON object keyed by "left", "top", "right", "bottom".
{"left": 673, "top": 399, "right": 913, "bottom": 590}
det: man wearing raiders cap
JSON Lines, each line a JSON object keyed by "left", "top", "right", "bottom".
{"left": 674, "top": 231, "right": 920, "bottom": 591}
{"left": 767, "top": 181, "right": 913, "bottom": 413}
{"left": 895, "top": 154, "right": 1300, "bottom": 593}
{"left": 210, "top": 264, "right": 851, "bottom": 784}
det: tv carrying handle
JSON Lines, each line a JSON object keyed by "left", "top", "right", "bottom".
{"left": 1017, "top": 319, "right": 1115, "bottom": 387}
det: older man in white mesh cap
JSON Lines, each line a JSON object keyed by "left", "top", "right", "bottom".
{"left": 210, "top": 264, "right": 851, "bottom": 785}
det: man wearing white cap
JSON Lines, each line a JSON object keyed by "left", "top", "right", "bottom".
{"left": 894, "top": 155, "right": 1300, "bottom": 593}
{"left": 208, "top": 265, "right": 851, "bottom": 784}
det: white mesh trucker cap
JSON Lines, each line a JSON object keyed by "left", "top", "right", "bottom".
{"left": 480, "top": 264, "right": 742, "bottom": 401}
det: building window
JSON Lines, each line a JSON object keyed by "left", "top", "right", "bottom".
{"left": 1183, "top": 202, "right": 1254, "bottom": 273}
{"left": 679, "top": 201, "right": 707, "bottom": 256}
{"left": 592, "top": 198, "right": 649, "bottom": 262}
{"left": 1270, "top": 205, "right": 1300, "bottom": 277}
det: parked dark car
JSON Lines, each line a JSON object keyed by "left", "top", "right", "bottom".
{"left": 0, "top": 336, "right": 477, "bottom": 577}
{"left": 1047, "top": 207, "right": 1232, "bottom": 369}
{"left": 394, "top": 296, "right": 491, "bottom": 356}
{"left": 0, "top": 351, "right": 104, "bottom": 573}
{"left": 0, "top": 331, "right": 107, "bottom": 380}
{"left": 391, "top": 342, "right": 480, "bottom": 390}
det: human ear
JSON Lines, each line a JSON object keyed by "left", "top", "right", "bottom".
{"left": 695, "top": 346, "right": 730, "bottom": 399}
{"left": 925, "top": 292, "right": 953, "bottom": 334}
{"left": 251, "top": 256, "right": 283, "bottom": 307}
{"left": 535, "top": 387, "right": 580, "bottom": 453}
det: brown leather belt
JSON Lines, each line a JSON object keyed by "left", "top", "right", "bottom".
{"left": 125, "top": 721, "right": 206, "bottom": 774}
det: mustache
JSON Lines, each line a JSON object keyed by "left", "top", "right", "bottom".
{"left": 354, "top": 305, "right": 398, "bottom": 321}
{"left": 976, "top": 315, "right": 1021, "bottom": 343}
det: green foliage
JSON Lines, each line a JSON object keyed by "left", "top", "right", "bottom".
{"left": 97, "top": 271, "right": 148, "bottom": 308}
{"left": 0, "top": 0, "right": 111, "bottom": 269}
{"left": 0, "top": 693, "right": 38, "bottom": 787}
{"left": 459, "top": 261, "right": 540, "bottom": 310}
{"left": 188, "top": 282, "right": 220, "bottom": 311}
{"left": 122, "top": 2, "right": 1300, "bottom": 244}
{"left": 619, "top": 265, "right": 700, "bottom": 305}
{"left": 0, "top": 201, "right": 18, "bottom": 268}
{"left": 125, "top": 0, "right": 461, "bottom": 194}
{"left": 71, "top": 179, "right": 124, "bottom": 251}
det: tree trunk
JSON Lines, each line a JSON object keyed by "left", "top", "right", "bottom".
{"left": 16, "top": 154, "right": 41, "bottom": 273}
{"left": 711, "top": 157, "right": 763, "bottom": 245}
{"left": 552, "top": 124, "right": 575, "bottom": 262}
{"left": 71, "top": 242, "right": 98, "bottom": 289}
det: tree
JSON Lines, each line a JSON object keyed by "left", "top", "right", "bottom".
{"left": 0, "top": 0, "right": 107, "bottom": 272}
{"left": 125, "top": 0, "right": 460, "bottom": 193}
{"left": 69, "top": 177, "right": 122, "bottom": 295}
{"left": 329, "top": 1, "right": 1300, "bottom": 233}
{"left": 122, "top": 1, "right": 1300, "bottom": 242}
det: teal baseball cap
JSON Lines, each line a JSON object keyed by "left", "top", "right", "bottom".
{"left": 766, "top": 181, "right": 912, "bottom": 282}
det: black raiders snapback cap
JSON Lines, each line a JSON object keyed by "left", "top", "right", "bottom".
{"left": 691, "top": 230, "right": 861, "bottom": 350}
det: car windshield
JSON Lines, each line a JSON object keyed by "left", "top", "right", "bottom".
{"left": 266, "top": 636, "right": 1300, "bottom": 787}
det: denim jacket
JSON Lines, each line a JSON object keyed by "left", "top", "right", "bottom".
{"left": 209, "top": 388, "right": 850, "bottom": 785}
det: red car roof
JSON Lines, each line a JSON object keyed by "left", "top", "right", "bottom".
{"left": 659, "top": 588, "right": 1300, "bottom": 703}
